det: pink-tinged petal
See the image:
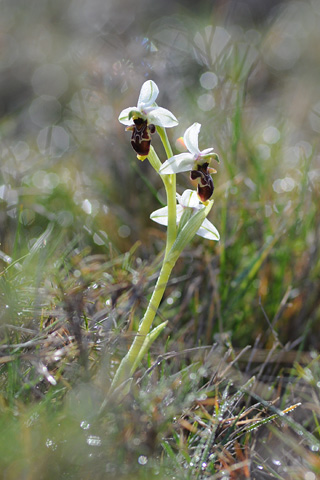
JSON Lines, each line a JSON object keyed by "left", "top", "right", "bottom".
{"left": 196, "top": 218, "right": 220, "bottom": 241}
{"left": 159, "top": 153, "right": 195, "bottom": 174}
{"left": 118, "top": 107, "right": 139, "bottom": 126}
{"left": 179, "top": 189, "right": 200, "bottom": 209}
{"left": 150, "top": 206, "right": 169, "bottom": 226}
{"left": 137, "top": 80, "right": 159, "bottom": 109}
{"left": 146, "top": 107, "right": 178, "bottom": 128}
{"left": 184, "top": 123, "right": 201, "bottom": 155}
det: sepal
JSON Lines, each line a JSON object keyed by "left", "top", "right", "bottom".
{"left": 137, "top": 80, "right": 159, "bottom": 109}
{"left": 146, "top": 107, "right": 178, "bottom": 128}
{"left": 159, "top": 153, "right": 195, "bottom": 174}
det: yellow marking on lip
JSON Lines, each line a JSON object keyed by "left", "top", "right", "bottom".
{"left": 137, "top": 154, "right": 148, "bottom": 161}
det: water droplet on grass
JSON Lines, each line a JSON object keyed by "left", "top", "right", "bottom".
{"left": 46, "top": 438, "right": 57, "bottom": 450}
{"left": 86, "top": 435, "right": 101, "bottom": 446}
{"left": 80, "top": 421, "right": 90, "bottom": 430}
{"left": 138, "top": 455, "right": 148, "bottom": 465}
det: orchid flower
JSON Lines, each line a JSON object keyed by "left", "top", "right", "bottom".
{"left": 159, "top": 123, "right": 219, "bottom": 202}
{"left": 150, "top": 189, "right": 220, "bottom": 241}
{"left": 118, "top": 80, "right": 178, "bottom": 156}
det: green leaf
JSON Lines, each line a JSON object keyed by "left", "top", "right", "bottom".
{"left": 167, "top": 201, "right": 213, "bottom": 264}
{"left": 130, "top": 321, "right": 168, "bottom": 374}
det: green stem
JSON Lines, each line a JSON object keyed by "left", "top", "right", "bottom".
{"left": 156, "top": 126, "right": 174, "bottom": 158}
{"left": 148, "top": 145, "right": 176, "bottom": 257}
{"left": 156, "top": 127, "right": 176, "bottom": 256}
{"left": 164, "top": 174, "right": 176, "bottom": 257}
{"left": 147, "top": 145, "right": 163, "bottom": 173}
{"left": 110, "top": 255, "right": 176, "bottom": 389}
{"left": 127, "top": 257, "right": 174, "bottom": 371}
{"left": 110, "top": 133, "right": 177, "bottom": 391}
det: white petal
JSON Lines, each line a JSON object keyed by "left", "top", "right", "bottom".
{"left": 146, "top": 107, "right": 178, "bottom": 127}
{"left": 175, "top": 205, "right": 184, "bottom": 222}
{"left": 150, "top": 206, "right": 169, "bottom": 226}
{"left": 200, "top": 147, "right": 214, "bottom": 155}
{"left": 159, "top": 153, "right": 195, "bottom": 174}
{"left": 138, "top": 80, "right": 159, "bottom": 109}
{"left": 118, "top": 107, "right": 138, "bottom": 126}
{"left": 196, "top": 218, "right": 220, "bottom": 241}
{"left": 180, "top": 189, "right": 200, "bottom": 209}
{"left": 150, "top": 205, "right": 184, "bottom": 226}
{"left": 184, "top": 123, "right": 201, "bottom": 155}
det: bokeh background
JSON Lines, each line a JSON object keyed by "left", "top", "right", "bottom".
{"left": 1, "top": 0, "right": 320, "bottom": 478}
{"left": 1, "top": 0, "right": 319, "bottom": 342}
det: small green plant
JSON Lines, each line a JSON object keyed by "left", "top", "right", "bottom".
{"left": 112, "top": 80, "right": 220, "bottom": 389}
